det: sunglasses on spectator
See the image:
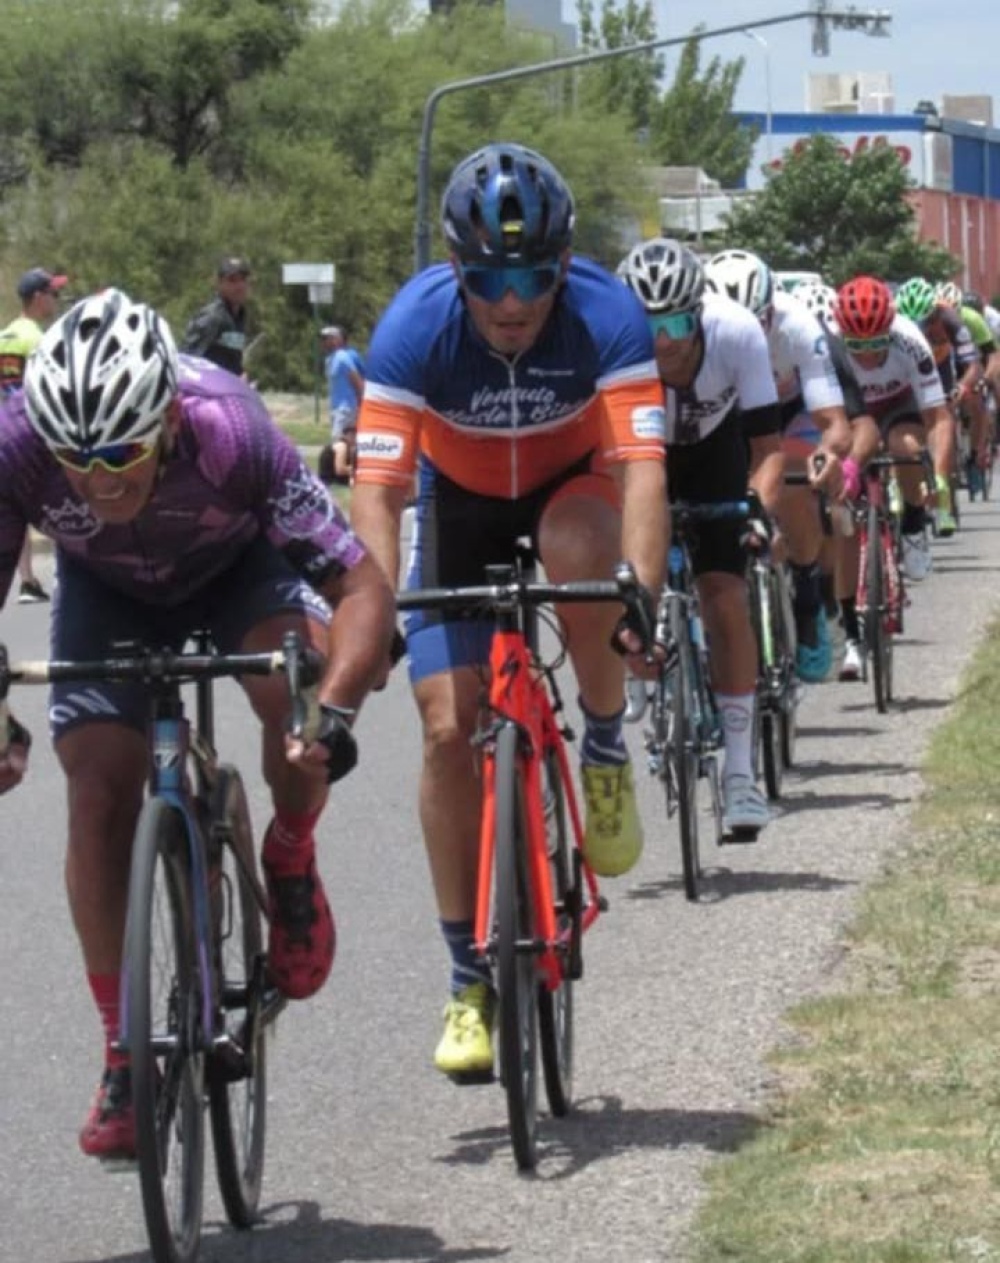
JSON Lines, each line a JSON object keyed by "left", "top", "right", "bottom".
{"left": 460, "top": 263, "right": 562, "bottom": 303}
{"left": 843, "top": 334, "right": 892, "bottom": 354}
{"left": 53, "top": 441, "right": 158, "bottom": 475}
{"left": 648, "top": 310, "right": 700, "bottom": 340}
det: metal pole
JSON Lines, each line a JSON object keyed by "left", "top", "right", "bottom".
{"left": 743, "top": 30, "right": 773, "bottom": 164}
{"left": 414, "top": 6, "right": 893, "bottom": 271}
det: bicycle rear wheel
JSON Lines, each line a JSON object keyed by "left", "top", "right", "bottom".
{"left": 207, "top": 766, "right": 267, "bottom": 1228}
{"left": 669, "top": 597, "right": 702, "bottom": 902}
{"left": 537, "top": 748, "right": 574, "bottom": 1119}
{"left": 864, "top": 503, "right": 889, "bottom": 714}
{"left": 124, "top": 797, "right": 205, "bottom": 1263}
{"left": 493, "top": 723, "right": 539, "bottom": 1170}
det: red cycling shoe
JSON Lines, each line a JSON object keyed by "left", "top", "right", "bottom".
{"left": 262, "top": 830, "right": 336, "bottom": 1001}
{"left": 79, "top": 1066, "right": 136, "bottom": 1160}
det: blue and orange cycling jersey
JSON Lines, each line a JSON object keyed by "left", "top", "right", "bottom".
{"left": 354, "top": 257, "right": 667, "bottom": 499}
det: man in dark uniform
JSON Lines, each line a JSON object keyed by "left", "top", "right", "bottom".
{"left": 181, "top": 255, "right": 252, "bottom": 376}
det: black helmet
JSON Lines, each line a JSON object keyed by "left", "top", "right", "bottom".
{"left": 441, "top": 143, "right": 575, "bottom": 266}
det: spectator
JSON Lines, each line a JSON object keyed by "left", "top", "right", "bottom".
{"left": 181, "top": 255, "right": 252, "bottom": 376}
{"left": 0, "top": 267, "right": 69, "bottom": 602}
{"left": 322, "top": 326, "right": 365, "bottom": 483}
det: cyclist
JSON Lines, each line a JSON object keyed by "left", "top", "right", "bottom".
{"left": 963, "top": 289, "right": 1000, "bottom": 434}
{"left": 621, "top": 238, "right": 783, "bottom": 837}
{"left": 936, "top": 282, "right": 996, "bottom": 489}
{"left": 350, "top": 143, "right": 667, "bottom": 1080}
{"left": 790, "top": 279, "right": 883, "bottom": 682}
{"left": 834, "top": 276, "right": 950, "bottom": 582}
{"left": 894, "top": 276, "right": 977, "bottom": 534}
{"left": 704, "top": 249, "right": 853, "bottom": 683}
{"left": 0, "top": 290, "right": 396, "bottom": 1159}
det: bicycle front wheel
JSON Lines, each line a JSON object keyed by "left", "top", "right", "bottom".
{"left": 207, "top": 766, "right": 267, "bottom": 1228}
{"left": 537, "top": 747, "right": 574, "bottom": 1119}
{"left": 864, "top": 503, "right": 889, "bottom": 714}
{"left": 749, "top": 563, "right": 782, "bottom": 801}
{"left": 668, "top": 597, "right": 702, "bottom": 902}
{"left": 124, "top": 797, "right": 205, "bottom": 1263}
{"left": 493, "top": 723, "right": 539, "bottom": 1170}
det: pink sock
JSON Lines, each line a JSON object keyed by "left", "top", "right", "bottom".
{"left": 88, "top": 972, "right": 128, "bottom": 1069}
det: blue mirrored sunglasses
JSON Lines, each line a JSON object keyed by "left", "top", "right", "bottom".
{"left": 648, "top": 310, "right": 699, "bottom": 340}
{"left": 460, "top": 263, "right": 562, "bottom": 303}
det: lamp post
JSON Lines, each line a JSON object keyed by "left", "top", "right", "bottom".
{"left": 414, "top": 5, "right": 895, "bottom": 271}
{"left": 743, "top": 29, "right": 773, "bottom": 164}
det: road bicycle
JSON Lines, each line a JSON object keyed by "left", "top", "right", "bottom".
{"left": 634, "top": 501, "right": 751, "bottom": 902}
{"left": 0, "top": 630, "right": 321, "bottom": 1263}
{"left": 853, "top": 455, "right": 925, "bottom": 713}
{"left": 397, "top": 554, "right": 647, "bottom": 1170}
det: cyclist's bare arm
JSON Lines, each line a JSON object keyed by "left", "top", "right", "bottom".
{"left": 350, "top": 481, "right": 409, "bottom": 588}
{"left": 748, "top": 433, "right": 785, "bottom": 518}
{"left": 609, "top": 457, "right": 667, "bottom": 592}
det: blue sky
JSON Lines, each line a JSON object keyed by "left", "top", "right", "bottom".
{"left": 562, "top": 0, "right": 997, "bottom": 121}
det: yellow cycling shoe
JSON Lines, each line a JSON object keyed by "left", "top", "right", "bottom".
{"left": 434, "top": 982, "right": 496, "bottom": 1079}
{"left": 581, "top": 761, "right": 644, "bottom": 877}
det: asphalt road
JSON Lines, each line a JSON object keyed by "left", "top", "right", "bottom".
{"left": 1, "top": 498, "right": 999, "bottom": 1263}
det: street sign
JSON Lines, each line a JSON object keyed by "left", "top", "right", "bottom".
{"left": 309, "top": 282, "right": 334, "bottom": 305}
{"left": 282, "top": 262, "right": 336, "bottom": 286}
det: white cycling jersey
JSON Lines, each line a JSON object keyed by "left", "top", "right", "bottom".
{"left": 845, "top": 314, "right": 945, "bottom": 420}
{"left": 664, "top": 292, "right": 777, "bottom": 445}
{"left": 766, "top": 289, "right": 844, "bottom": 413}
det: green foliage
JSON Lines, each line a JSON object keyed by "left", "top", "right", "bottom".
{"left": 650, "top": 33, "right": 756, "bottom": 188}
{"left": 577, "top": 0, "right": 663, "bottom": 135}
{"left": 722, "top": 134, "right": 959, "bottom": 285}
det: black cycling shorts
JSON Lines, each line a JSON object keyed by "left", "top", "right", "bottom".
{"left": 667, "top": 408, "right": 749, "bottom": 578}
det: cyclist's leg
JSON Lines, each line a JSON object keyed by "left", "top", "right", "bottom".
{"left": 883, "top": 414, "right": 934, "bottom": 581}
{"left": 838, "top": 413, "right": 881, "bottom": 680}
{"left": 672, "top": 414, "right": 768, "bottom": 833}
{"left": 49, "top": 555, "right": 173, "bottom": 1158}
{"left": 779, "top": 413, "right": 831, "bottom": 681}
{"left": 208, "top": 538, "right": 338, "bottom": 1001}
{"left": 537, "top": 467, "right": 644, "bottom": 877}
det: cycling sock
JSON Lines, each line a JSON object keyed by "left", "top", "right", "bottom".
{"left": 840, "top": 596, "right": 861, "bottom": 642}
{"left": 578, "top": 697, "right": 628, "bottom": 766}
{"left": 819, "top": 571, "right": 839, "bottom": 619}
{"left": 716, "top": 693, "right": 756, "bottom": 783}
{"left": 264, "top": 806, "right": 322, "bottom": 854}
{"left": 441, "top": 919, "right": 492, "bottom": 995}
{"left": 901, "top": 502, "right": 926, "bottom": 535}
{"left": 88, "top": 972, "right": 129, "bottom": 1070}
{"left": 791, "top": 562, "right": 822, "bottom": 648}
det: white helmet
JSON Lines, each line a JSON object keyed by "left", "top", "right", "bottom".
{"left": 25, "top": 290, "right": 178, "bottom": 450}
{"left": 704, "top": 249, "right": 774, "bottom": 315}
{"left": 621, "top": 238, "right": 705, "bottom": 313}
{"left": 794, "top": 280, "right": 838, "bottom": 328}
{"left": 935, "top": 280, "right": 963, "bottom": 309}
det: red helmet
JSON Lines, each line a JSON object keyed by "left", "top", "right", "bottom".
{"left": 834, "top": 276, "right": 895, "bottom": 339}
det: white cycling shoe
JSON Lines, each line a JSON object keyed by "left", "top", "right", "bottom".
{"left": 722, "top": 775, "right": 770, "bottom": 839}
{"left": 839, "top": 639, "right": 864, "bottom": 682}
{"left": 901, "top": 531, "right": 933, "bottom": 583}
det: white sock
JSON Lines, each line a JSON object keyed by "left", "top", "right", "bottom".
{"left": 716, "top": 692, "right": 756, "bottom": 783}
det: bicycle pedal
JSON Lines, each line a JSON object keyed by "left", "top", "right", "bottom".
{"left": 447, "top": 1068, "right": 495, "bottom": 1087}
{"left": 597, "top": 894, "right": 609, "bottom": 912}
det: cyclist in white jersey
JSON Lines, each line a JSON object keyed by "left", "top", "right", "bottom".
{"left": 834, "top": 276, "right": 948, "bottom": 582}
{"left": 705, "top": 251, "right": 852, "bottom": 684}
{"left": 621, "top": 239, "right": 784, "bottom": 836}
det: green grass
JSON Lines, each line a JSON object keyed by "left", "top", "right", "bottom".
{"left": 691, "top": 622, "right": 1000, "bottom": 1263}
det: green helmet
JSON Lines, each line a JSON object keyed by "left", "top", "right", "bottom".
{"left": 895, "top": 277, "right": 937, "bottom": 322}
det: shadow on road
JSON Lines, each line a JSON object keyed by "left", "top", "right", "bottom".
{"left": 66, "top": 1200, "right": 507, "bottom": 1263}
{"left": 791, "top": 758, "right": 912, "bottom": 778}
{"left": 626, "top": 867, "right": 853, "bottom": 902}
{"left": 773, "top": 788, "right": 907, "bottom": 814}
{"left": 439, "top": 1094, "right": 760, "bottom": 1180}
{"left": 838, "top": 696, "right": 949, "bottom": 715}
{"left": 796, "top": 725, "right": 882, "bottom": 739}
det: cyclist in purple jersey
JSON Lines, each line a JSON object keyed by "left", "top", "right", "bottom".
{"left": 0, "top": 290, "right": 395, "bottom": 1161}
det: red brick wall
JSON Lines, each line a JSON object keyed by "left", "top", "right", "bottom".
{"left": 909, "top": 189, "right": 1000, "bottom": 300}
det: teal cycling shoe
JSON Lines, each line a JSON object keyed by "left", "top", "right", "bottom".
{"left": 795, "top": 608, "right": 832, "bottom": 683}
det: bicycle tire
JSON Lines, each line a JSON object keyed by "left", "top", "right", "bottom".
{"left": 879, "top": 527, "right": 895, "bottom": 705}
{"left": 493, "top": 723, "right": 539, "bottom": 1170}
{"left": 124, "top": 797, "right": 205, "bottom": 1263}
{"left": 750, "top": 563, "right": 783, "bottom": 801}
{"left": 207, "top": 766, "right": 266, "bottom": 1228}
{"left": 865, "top": 502, "right": 889, "bottom": 714}
{"left": 537, "top": 748, "right": 574, "bottom": 1119}
{"left": 669, "top": 595, "right": 701, "bottom": 902}
{"left": 773, "top": 564, "right": 799, "bottom": 770}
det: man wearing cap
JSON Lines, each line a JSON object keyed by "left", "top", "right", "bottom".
{"left": 181, "top": 256, "right": 252, "bottom": 376}
{"left": 0, "top": 267, "right": 68, "bottom": 602}
{"left": 322, "top": 325, "right": 365, "bottom": 483}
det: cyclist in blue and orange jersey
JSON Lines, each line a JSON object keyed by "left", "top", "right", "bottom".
{"left": 894, "top": 276, "right": 978, "bottom": 535}
{"left": 621, "top": 238, "right": 783, "bottom": 838}
{"left": 704, "top": 250, "right": 854, "bottom": 684}
{"left": 350, "top": 143, "right": 667, "bottom": 1080}
{"left": 835, "top": 276, "right": 951, "bottom": 584}
{"left": 0, "top": 290, "right": 396, "bottom": 1159}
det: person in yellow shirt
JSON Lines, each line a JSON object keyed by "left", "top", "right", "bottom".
{"left": 0, "top": 267, "right": 68, "bottom": 601}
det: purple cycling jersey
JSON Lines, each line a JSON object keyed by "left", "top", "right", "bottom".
{"left": 0, "top": 355, "right": 366, "bottom": 606}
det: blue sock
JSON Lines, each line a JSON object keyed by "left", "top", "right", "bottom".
{"left": 440, "top": 919, "right": 492, "bottom": 995}
{"left": 579, "top": 697, "right": 628, "bottom": 766}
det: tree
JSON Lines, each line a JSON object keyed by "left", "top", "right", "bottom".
{"left": 577, "top": 0, "right": 663, "bottom": 136}
{"left": 649, "top": 32, "right": 755, "bottom": 189}
{"left": 721, "top": 133, "right": 959, "bottom": 284}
